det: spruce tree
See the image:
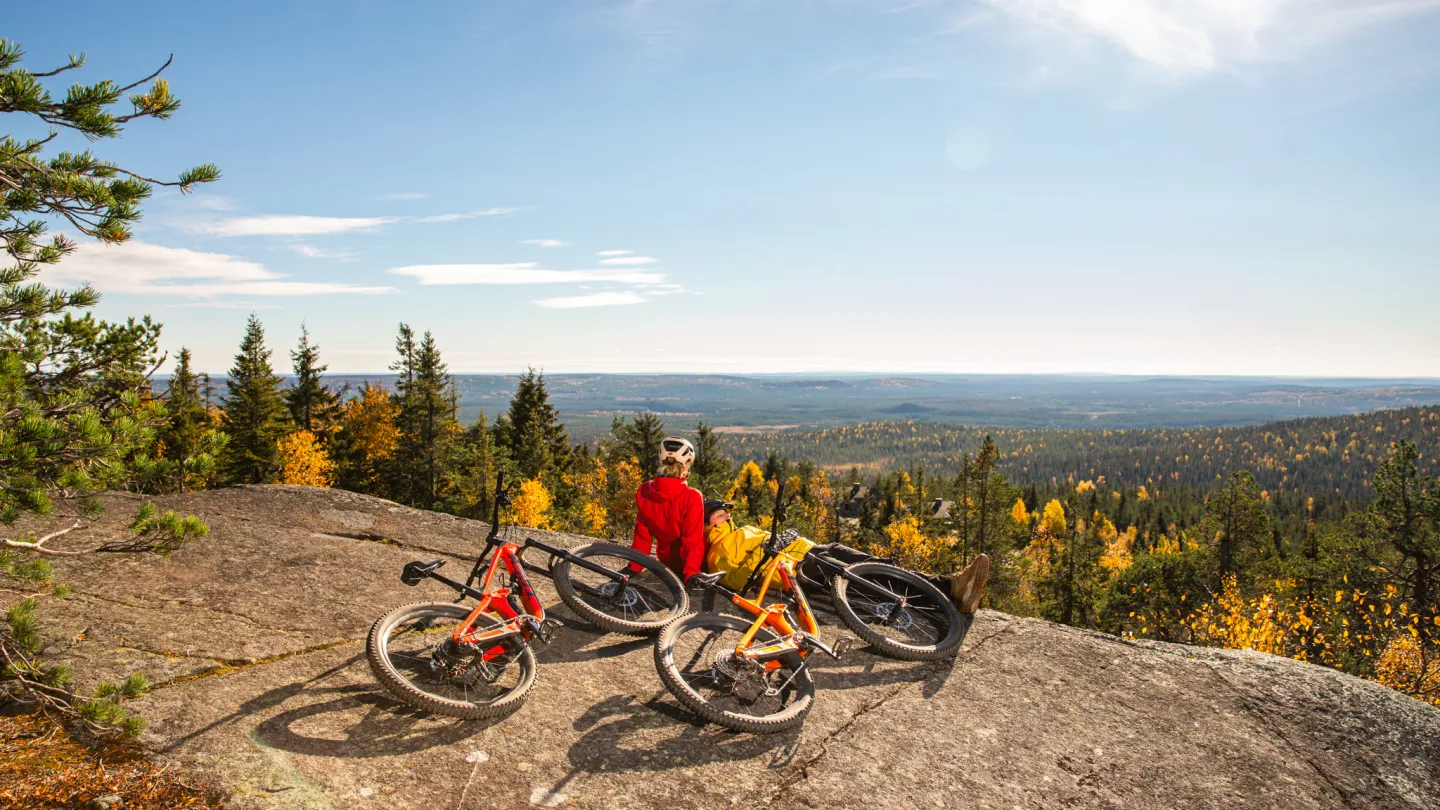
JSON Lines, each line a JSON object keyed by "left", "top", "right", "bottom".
{"left": 220, "top": 315, "right": 287, "bottom": 484}
{"left": 692, "top": 422, "right": 733, "bottom": 497}
{"left": 285, "top": 324, "right": 338, "bottom": 435}
{"left": 392, "top": 327, "right": 459, "bottom": 508}
{"left": 611, "top": 413, "right": 667, "bottom": 480}
{"left": 502, "top": 368, "right": 570, "bottom": 477}
{"left": 155, "top": 347, "right": 225, "bottom": 492}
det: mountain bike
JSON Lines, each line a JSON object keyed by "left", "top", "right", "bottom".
{"left": 654, "top": 528, "right": 855, "bottom": 733}
{"left": 794, "top": 549, "right": 964, "bottom": 661}
{"left": 368, "top": 472, "right": 688, "bottom": 719}
{"left": 652, "top": 477, "right": 852, "bottom": 733}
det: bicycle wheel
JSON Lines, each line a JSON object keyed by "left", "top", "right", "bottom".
{"left": 830, "top": 562, "right": 963, "bottom": 661}
{"left": 552, "top": 542, "right": 688, "bottom": 635}
{"left": 654, "top": 612, "right": 813, "bottom": 734}
{"left": 367, "top": 602, "right": 536, "bottom": 720}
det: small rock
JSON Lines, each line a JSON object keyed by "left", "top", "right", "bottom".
{"left": 84, "top": 796, "right": 124, "bottom": 810}
{"left": 358, "top": 787, "right": 376, "bottom": 797}
{"left": 465, "top": 750, "right": 490, "bottom": 763}
{"left": 516, "top": 762, "right": 533, "bottom": 772}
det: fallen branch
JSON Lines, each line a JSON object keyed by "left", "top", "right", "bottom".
{"left": 2, "top": 521, "right": 86, "bottom": 556}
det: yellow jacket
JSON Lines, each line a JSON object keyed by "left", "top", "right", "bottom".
{"left": 704, "top": 520, "right": 815, "bottom": 591}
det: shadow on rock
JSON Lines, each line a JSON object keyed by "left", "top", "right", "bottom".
{"left": 253, "top": 683, "right": 495, "bottom": 758}
{"left": 565, "top": 694, "right": 801, "bottom": 775}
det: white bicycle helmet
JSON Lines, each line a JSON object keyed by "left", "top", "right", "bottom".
{"left": 659, "top": 436, "right": 696, "bottom": 472}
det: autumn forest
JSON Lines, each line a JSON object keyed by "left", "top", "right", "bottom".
{"left": 145, "top": 316, "right": 1440, "bottom": 710}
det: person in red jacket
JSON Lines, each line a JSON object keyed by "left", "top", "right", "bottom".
{"left": 631, "top": 436, "right": 705, "bottom": 583}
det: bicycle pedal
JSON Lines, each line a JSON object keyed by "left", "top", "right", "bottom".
{"left": 832, "top": 635, "right": 857, "bottom": 659}
{"left": 536, "top": 617, "right": 564, "bottom": 645}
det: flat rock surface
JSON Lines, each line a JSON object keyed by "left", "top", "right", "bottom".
{"left": 24, "top": 486, "right": 1440, "bottom": 809}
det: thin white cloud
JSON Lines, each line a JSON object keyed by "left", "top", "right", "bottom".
{"left": 535, "top": 291, "right": 649, "bottom": 309}
{"left": 521, "top": 238, "right": 569, "bottom": 248}
{"left": 981, "top": 0, "right": 1440, "bottom": 75}
{"left": 292, "top": 244, "right": 358, "bottom": 260}
{"left": 390, "top": 263, "right": 665, "bottom": 285}
{"left": 190, "top": 215, "right": 399, "bottom": 237}
{"left": 48, "top": 241, "right": 396, "bottom": 297}
{"left": 414, "top": 207, "right": 521, "bottom": 223}
{"left": 599, "top": 256, "right": 659, "bottom": 265}
{"left": 174, "top": 301, "right": 281, "bottom": 310}
{"left": 380, "top": 192, "right": 430, "bottom": 200}
{"left": 596, "top": 249, "right": 632, "bottom": 256}
{"left": 192, "top": 195, "right": 237, "bottom": 211}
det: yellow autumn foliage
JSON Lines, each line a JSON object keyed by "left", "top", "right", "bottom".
{"left": 511, "top": 478, "right": 555, "bottom": 530}
{"left": 277, "top": 430, "right": 334, "bottom": 487}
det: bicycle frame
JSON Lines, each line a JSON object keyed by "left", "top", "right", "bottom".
{"left": 706, "top": 553, "right": 850, "bottom": 670}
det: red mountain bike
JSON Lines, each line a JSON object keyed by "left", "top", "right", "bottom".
{"left": 367, "top": 473, "right": 688, "bottom": 719}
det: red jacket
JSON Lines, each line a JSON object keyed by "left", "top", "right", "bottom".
{"left": 632, "top": 477, "right": 705, "bottom": 582}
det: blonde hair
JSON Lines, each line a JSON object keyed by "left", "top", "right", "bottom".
{"left": 658, "top": 458, "right": 690, "bottom": 478}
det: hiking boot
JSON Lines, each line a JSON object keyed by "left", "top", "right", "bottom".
{"left": 948, "top": 554, "right": 991, "bottom": 614}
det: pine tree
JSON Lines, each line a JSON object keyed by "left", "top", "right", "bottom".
{"left": 154, "top": 347, "right": 226, "bottom": 492}
{"left": 391, "top": 328, "right": 459, "bottom": 508}
{"left": 442, "top": 410, "right": 501, "bottom": 518}
{"left": 285, "top": 324, "right": 338, "bottom": 436}
{"left": 220, "top": 315, "right": 288, "bottom": 484}
{"left": 611, "top": 413, "right": 667, "bottom": 480}
{"left": 1204, "top": 470, "right": 1269, "bottom": 582}
{"left": 692, "top": 422, "right": 733, "bottom": 497}
{"left": 0, "top": 39, "right": 217, "bottom": 734}
{"left": 501, "top": 368, "right": 570, "bottom": 477}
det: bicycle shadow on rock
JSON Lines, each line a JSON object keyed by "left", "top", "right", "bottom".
{"left": 532, "top": 608, "right": 654, "bottom": 665}
{"left": 252, "top": 682, "right": 498, "bottom": 759}
{"left": 807, "top": 611, "right": 969, "bottom": 698}
{"left": 565, "top": 693, "right": 802, "bottom": 775}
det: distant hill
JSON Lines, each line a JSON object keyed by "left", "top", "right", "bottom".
{"left": 163, "top": 372, "right": 1440, "bottom": 441}
{"left": 719, "top": 405, "right": 1440, "bottom": 503}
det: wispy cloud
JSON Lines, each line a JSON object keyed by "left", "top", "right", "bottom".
{"left": 184, "top": 207, "right": 525, "bottom": 236}
{"left": 390, "top": 263, "right": 665, "bottom": 285}
{"left": 535, "top": 291, "right": 649, "bottom": 309}
{"left": 521, "top": 238, "right": 569, "bottom": 248}
{"left": 414, "top": 207, "right": 522, "bottom": 223}
{"left": 981, "top": 0, "right": 1440, "bottom": 76}
{"left": 192, "top": 195, "right": 237, "bottom": 212}
{"left": 49, "top": 241, "right": 396, "bottom": 297}
{"left": 599, "top": 256, "right": 659, "bottom": 265}
{"left": 380, "top": 192, "right": 430, "bottom": 200}
{"left": 190, "top": 215, "right": 398, "bottom": 237}
{"left": 596, "top": 249, "right": 632, "bottom": 256}
{"left": 291, "top": 244, "right": 359, "bottom": 261}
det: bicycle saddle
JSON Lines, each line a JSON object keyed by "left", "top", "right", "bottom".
{"left": 688, "top": 572, "right": 724, "bottom": 588}
{"left": 401, "top": 558, "right": 446, "bottom": 586}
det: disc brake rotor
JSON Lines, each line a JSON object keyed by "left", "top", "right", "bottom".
{"left": 871, "top": 601, "right": 915, "bottom": 630}
{"left": 599, "top": 579, "right": 641, "bottom": 608}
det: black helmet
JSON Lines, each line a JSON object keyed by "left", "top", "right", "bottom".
{"left": 703, "top": 499, "right": 733, "bottom": 524}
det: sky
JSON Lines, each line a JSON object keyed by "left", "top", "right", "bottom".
{"left": 10, "top": 0, "right": 1440, "bottom": 376}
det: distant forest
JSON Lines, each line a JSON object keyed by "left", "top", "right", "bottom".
{"left": 720, "top": 408, "right": 1440, "bottom": 516}
{"left": 133, "top": 317, "right": 1440, "bottom": 710}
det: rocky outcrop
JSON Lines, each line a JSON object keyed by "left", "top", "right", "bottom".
{"left": 26, "top": 486, "right": 1440, "bottom": 810}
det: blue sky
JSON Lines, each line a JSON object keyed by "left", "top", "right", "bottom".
{"left": 11, "top": 1, "right": 1440, "bottom": 375}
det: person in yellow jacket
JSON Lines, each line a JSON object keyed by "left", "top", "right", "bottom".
{"left": 701, "top": 500, "right": 990, "bottom": 613}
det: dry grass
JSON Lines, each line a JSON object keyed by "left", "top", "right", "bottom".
{"left": 0, "top": 710, "right": 222, "bottom": 810}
